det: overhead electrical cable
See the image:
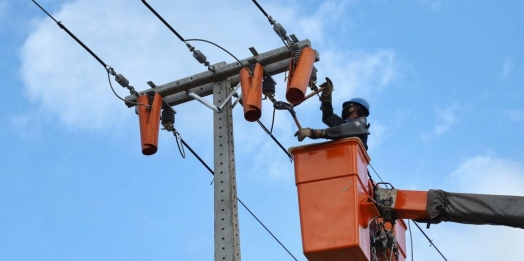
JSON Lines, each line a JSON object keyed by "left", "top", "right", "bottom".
{"left": 140, "top": 0, "right": 218, "bottom": 72}
{"left": 249, "top": 0, "right": 294, "bottom": 52}
{"left": 174, "top": 136, "right": 298, "bottom": 261}
{"left": 141, "top": 0, "right": 185, "bottom": 42}
{"left": 408, "top": 220, "right": 414, "bottom": 261}
{"left": 412, "top": 220, "right": 448, "bottom": 261}
{"left": 31, "top": 0, "right": 149, "bottom": 108}
{"left": 180, "top": 38, "right": 292, "bottom": 161}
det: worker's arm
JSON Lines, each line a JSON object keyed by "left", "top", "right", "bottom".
{"left": 324, "top": 117, "right": 370, "bottom": 139}
{"left": 321, "top": 104, "right": 345, "bottom": 127}
{"left": 295, "top": 117, "right": 370, "bottom": 141}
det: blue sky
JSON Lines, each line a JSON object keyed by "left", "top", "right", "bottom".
{"left": 1, "top": 0, "right": 523, "bottom": 260}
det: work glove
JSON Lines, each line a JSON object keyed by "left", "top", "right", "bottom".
{"left": 319, "top": 77, "right": 333, "bottom": 102}
{"left": 294, "top": 128, "right": 326, "bottom": 142}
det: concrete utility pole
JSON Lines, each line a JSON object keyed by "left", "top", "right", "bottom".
{"left": 125, "top": 39, "right": 312, "bottom": 261}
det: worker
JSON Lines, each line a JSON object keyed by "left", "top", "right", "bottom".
{"left": 294, "top": 77, "right": 370, "bottom": 149}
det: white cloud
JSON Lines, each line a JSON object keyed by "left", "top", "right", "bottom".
{"left": 500, "top": 56, "right": 512, "bottom": 79}
{"left": 367, "top": 120, "right": 387, "bottom": 151}
{"left": 410, "top": 155, "right": 524, "bottom": 261}
{"left": 507, "top": 109, "right": 524, "bottom": 122}
{"left": 422, "top": 104, "right": 459, "bottom": 139}
{"left": 448, "top": 154, "right": 524, "bottom": 195}
{"left": 0, "top": 0, "right": 7, "bottom": 18}
{"left": 417, "top": 0, "right": 450, "bottom": 11}
{"left": 19, "top": 0, "right": 400, "bottom": 137}
{"left": 319, "top": 49, "right": 398, "bottom": 106}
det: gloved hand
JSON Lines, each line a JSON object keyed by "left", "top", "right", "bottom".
{"left": 319, "top": 77, "right": 333, "bottom": 102}
{"left": 294, "top": 128, "right": 313, "bottom": 142}
{"left": 294, "top": 128, "right": 326, "bottom": 142}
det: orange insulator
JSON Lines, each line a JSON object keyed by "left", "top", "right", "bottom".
{"left": 137, "top": 93, "right": 162, "bottom": 155}
{"left": 286, "top": 46, "right": 316, "bottom": 105}
{"left": 245, "top": 63, "right": 263, "bottom": 122}
{"left": 239, "top": 67, "right": 252, "bottom": 118}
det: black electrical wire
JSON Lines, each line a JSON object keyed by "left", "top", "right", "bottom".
{"left": 32, "top": 0, "right": 148, "bottom": 108}
{"left": 177, "top": 138, "right": 298, "bottom": 261}
{"left": 106, "top": 71, "right": 131, "bottom": 104}
{"left": 141, "top": 0, "right": 185, "bottom": 42}
{"left": 180, "top": 139, "right": 212, "bottom": 174}
{"left": 32, "top": 0, "right": 107, "bottom": 69}
{"left": 174, "top": 131, "right": 186, "bottom": 158}
{"left": 183, "top": 39, "right": 291, "bottom": 162}
{"left": 251, "top": 0, "right": 270, "bottom": 18}
{"left": 257, "top": 120, "right": 293, "bottom": 162}
{"left": 408, "top": 220, "right": 414, "bottom": 261}
{"left": 412, "top": 221, "right": 448, "bottom": 261}
{"left": 270, "top": 107, "right": 276, "bottom": 133}
{"left": 369, "top": 163, "right": 385, "bottom": 183}
{"left": 185, "top": 38, "right": 250, "bottom": 72}
{"left": 249, "top": 0, "right": 293, "bottom": 53}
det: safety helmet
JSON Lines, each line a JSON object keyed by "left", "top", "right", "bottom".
{"left": 343, "top": 97, "right": 370, "bottom": 117}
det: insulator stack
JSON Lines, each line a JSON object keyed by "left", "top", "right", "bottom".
{"left": 286, "top": 47, "right": 317, "bottom": 105}
{"left": 273, "top": 23, "right": 288, "bottom": 39}
{"left": 161, "top": 107, "right": 175, "bottom": 125}
{"left": 137, "top": 93, "right": 162, "bottom": 156}
{"left": 309, "top": 66, "right": 318, "bottom": 91}
{"left": 292, "top": 49, "right": 302, "bottom": 64}
{"left": 262, "top": 76, "right": 276, "bottom": 96}
{"left": 115, "top": 74, "right": 130, "bottom": 87}
{"left": 249, "top": 63, "right": 257, "bottom": 74}
{"left": 148, "top": 95, "right": 155, "bottom": 106}
{"left": 310, "top": 66, "right": 318, "bottom": 83}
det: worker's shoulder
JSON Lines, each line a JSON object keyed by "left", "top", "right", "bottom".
{"left": 351, "top": 116, "right": 367, "bottom": 124}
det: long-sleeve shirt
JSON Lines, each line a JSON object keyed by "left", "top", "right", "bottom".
{"left": 321, "top": 101, "right": 370, "bottom": 149}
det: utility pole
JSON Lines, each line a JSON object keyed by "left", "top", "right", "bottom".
{"left": 125, "top": 40, "right": 313, "bottom": 261}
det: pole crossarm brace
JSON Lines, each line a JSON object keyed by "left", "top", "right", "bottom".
{"left": 186, "top": 84, "right": 241, "bottom": 112}
{"left": 124, "top": 39, "right": 312, "bottom": 107}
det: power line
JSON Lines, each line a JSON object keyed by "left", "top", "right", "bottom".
{"left": 183, "top": 38, "right": 292, "bottom": 162}
{"left": 412, "top": 221, "right": 448, "bottom": 261}
{"left": 141, "top": 0, "right": 186, "bottom": 42}
{"left": 408, "top": 220, "right": 414, "bottom": 261}
{"left": 176, "top": 136, "right": 299, "bottom": 260}
{"left": 31, "top": 0, "right": 149, "bottom": 108}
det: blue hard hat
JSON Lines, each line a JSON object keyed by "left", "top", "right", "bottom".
{"left": 343, "top": 97, "right": 370, "bottom": 116}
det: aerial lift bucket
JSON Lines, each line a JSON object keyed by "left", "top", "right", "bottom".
{"left": 286, "top": 46, "right": 316, "bottom": 105}
{"left": 289, "top": 138, "right": 406, "bottom": 261}
{"left": 137, "top": 93, "right": 162, "bottom": 155}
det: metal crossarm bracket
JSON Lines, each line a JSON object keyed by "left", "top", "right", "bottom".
{"left": 186, "top": 84, "right": 241, "bottom": 112}
{"left": 124, "top": 39, "right": 313, "bottom": 107}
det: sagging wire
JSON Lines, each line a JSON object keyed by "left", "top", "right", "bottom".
{"left": 270, "top": 107, "right": 276, "bottom": 133}
{"left": 185, "top": 38, "right": 291, "bottom": 161}
{"left": 31, "top": 0, "right": 148, "bottom": 108}
{"left": 185, "top": 38, "right": 251, "bottom": 73}
{"left": 257, "top": 119, "right": 293, "bottom": 162}
{"left": 141, "top": 0, "right": 217, "bottom": 72}
{"left": 412, "top": 220, "right": 448, "bottom": 261}
{"left": 369, "top": 163, "right": 385, "bottom": 183}
{"left": 408, "top": 220, "right": 414, "bottom": 261}
{"left": 250, "top": 0, "right": 294, "bottom": 52}
{"left": 250, "top": 0, "right": 323, "bottom": 93}
{"left": 165, "top": 127, "right": 298, "bottom": 261}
